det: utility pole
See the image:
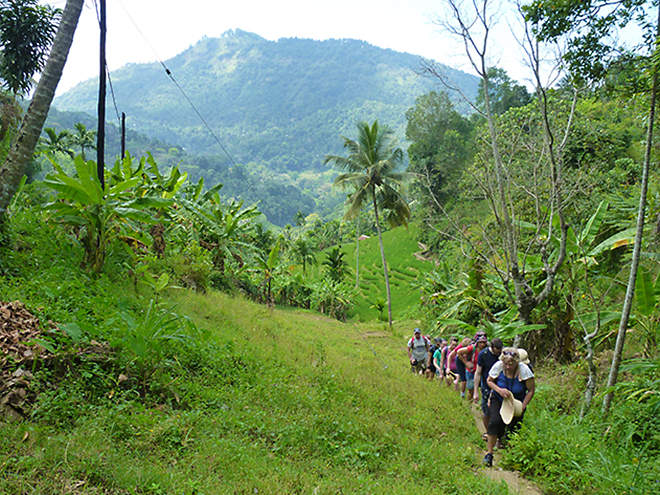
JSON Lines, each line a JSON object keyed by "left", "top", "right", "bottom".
{"left": 97, "top": 0, "right": 106, "bottom": 189}
{"left": 121, "top": 112, "right": 126, "bottom": 159}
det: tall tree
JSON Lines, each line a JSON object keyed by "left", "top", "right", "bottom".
{"left": 405, "top": 90, "right": 472, "bottom": 208}
{"left": 0, "top": 0, "right": 84, "bottom": 219}
{"left": 325, "top": 120, "right": 411, "bottom": 328}
{"left": 524, "top": 0, "right": 659, "bottom": 417}
{"left": 0, "top": 0, "right": 60, "bottom": 95}
{"left": 423, "top": 0, "right": 572, "bottom": 342}
{"left": 293, "top": 237, "right": 316, "bottom": 274}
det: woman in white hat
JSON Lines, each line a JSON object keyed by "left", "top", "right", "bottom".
{"left": 482, "top": 347, "right": 535, "bottom": 467}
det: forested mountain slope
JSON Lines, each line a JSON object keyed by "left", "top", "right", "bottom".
{"left": 51, "top": 29, "right": 478, "bottom": 225}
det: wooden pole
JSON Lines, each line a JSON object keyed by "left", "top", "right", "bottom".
{"left": 97, "top": 0, "right": 106, "bottom": 189}
{"left": 121, "top": 112, "right": 126, "bottom": 159}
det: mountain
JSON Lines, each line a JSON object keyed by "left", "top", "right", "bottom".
{"left": 52, "top": 29, "right": 479, "bottom": 225}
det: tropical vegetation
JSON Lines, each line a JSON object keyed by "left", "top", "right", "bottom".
{"left": 0, "top": 0, "right": 660, "bottom": 494}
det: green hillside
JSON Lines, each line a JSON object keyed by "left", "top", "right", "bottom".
{"left": 308, "top": 225, "right": 433, "bottom": 323}
{"left": 0, "top": 206, "right": 502, "bottom": 493}
{"left": 50, "top": 30, "right": 479, "bottom": 225}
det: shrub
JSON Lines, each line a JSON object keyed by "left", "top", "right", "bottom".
{"left": 153, "top": 243, "right": 213, "bottom": 292}
{"left": 309, "top": 279, "right": 355, "bottom": 321}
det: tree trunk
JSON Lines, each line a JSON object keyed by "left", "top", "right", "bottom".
{"left": 602, "top": 16, "right": 659, "bottom": 416}
{"left": 581, "top": 327, "right": 599, "bottom": 419}
{"left": 373, "top": 195, "right": 393, "bottom": 329}
{"left": 355, "top": 212, "right": 360, "bottom": 289}
{"left": 0, "top": 0, "right": 84, "bottom": 216}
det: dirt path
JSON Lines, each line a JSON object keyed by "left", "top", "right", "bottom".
{"left": 471, "top": 403, "right": 544, "bottom": 495}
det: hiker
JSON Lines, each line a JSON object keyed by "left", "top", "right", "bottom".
{"left": 457, "top": 333, "right": 488, "bottom": 403}
{"left": 440, "top": 337, "right": 459, "bottom": 388}
{"left": 431, "top": 338, "right": 447, "bottom": 383}
{"left": 426, "top": 337, "right": 443, "bottom": 381}
{"left": 448, "top": 337, "right": 472, "bottom": 398}
{"left": 473, "top": 337, "right": 504, "bottom": 439}
{"left": 407, "top": 328, "right": 430, "bottom": 375}
{"left": 483, "top": 347, "right": 535, "bottom": 467}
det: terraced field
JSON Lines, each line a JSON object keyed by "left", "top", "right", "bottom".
{"left": 313, "top": 225, "right": 435, "bottom": 323}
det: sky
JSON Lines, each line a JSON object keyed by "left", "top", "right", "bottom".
{"left": 42, "top": 0, "right": 536, "bottom": 96}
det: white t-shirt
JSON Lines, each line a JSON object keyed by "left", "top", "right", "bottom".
{"left": 488, "top": 361, "right": 534, "bottom": 381}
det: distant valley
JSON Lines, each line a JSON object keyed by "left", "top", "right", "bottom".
{"left": 51, "top": 29, "right": 479, "bottom": 225}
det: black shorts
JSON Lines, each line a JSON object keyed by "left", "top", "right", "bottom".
{"left": 456, "top": 358, "right": 467, "bottom": 382}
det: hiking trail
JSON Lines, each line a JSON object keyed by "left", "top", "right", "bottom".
{"left": 471, "top": 403, "right": 544, "bottom": 495}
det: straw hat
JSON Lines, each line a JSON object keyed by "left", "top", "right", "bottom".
{"left": 517, "top": 348, "right": 530, "bottom": 365}
{"left": 501, "top": 395, "right": 524, "bottom": 424}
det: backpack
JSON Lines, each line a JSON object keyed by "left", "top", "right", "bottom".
{"left": 409, "top": 335, "right": 430, "bottom": 349}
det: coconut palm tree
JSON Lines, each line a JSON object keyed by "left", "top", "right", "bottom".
{"left": 324, "top": 120, "right": 411, "bottom": 328}
{"left": 0, "top": 0, "right": 84, "bottom": 218}
{"left": 71, "top": 122, "right": 96, "bottom": 161}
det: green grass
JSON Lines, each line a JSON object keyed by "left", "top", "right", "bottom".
{"left": 0, "top": 291, "right": 509, "bottom": 494}
{"left": 0, "top": 207, "right": 506, "bottom": 494}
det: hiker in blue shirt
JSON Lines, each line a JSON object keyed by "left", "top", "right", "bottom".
{"left": 473, "top": 337, "right": 503, "bottom": 439}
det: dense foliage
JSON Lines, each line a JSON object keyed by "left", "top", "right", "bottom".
{"left": 0, "top": 0, "right": 60, "bottom": 95}
{"left": 1, "top": 4, "right": 660, "bottom": 493}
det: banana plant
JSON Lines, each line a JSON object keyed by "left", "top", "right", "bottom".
{"left": 43, "top": 155, "right": 173, "bottom": 273}
{"left": 254, "top": 240, "right": 280, "bottom": 306}
{"left": 177, "top": 189, "right": 261, "bottom": 273}
{"left": 633, "top": 269, "right": 660, "bottom": 357}
{"left": 115, "top": 299, "right": 201, "bottom": 396}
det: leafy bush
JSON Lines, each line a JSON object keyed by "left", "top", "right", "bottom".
{"left": 152, "top": 243, "right": 213, "bottom": 293}
{"left": 111, "top": 300, "right": 205, "bottom": 396}
{"left": 309, "top": 279, "right": 355, "bottom": 321}
{"left": 274, "top": 271, "right": 312, "bottom": 308}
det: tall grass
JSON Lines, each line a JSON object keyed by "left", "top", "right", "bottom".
{"left": 0, "top": 205, "right": 506, "bottom": 494}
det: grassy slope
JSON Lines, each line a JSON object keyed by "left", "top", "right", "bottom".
{"left": 0, "top": 203, "right": 508, "bottom": 493}
{"left": 0, "top": 269, "right": 506, "bottom": 493}
{"left": 309, "top": 224, "right": 434, "bottom": 324}
{"left": 0, "top": 291, "right": 511, "bottom": 494}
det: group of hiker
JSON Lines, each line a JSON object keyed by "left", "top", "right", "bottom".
{"left": 407, "top": 327, "right": 536, "bottom": 467}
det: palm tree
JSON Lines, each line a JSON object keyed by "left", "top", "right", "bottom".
{"left": 0, "top": 0, "right": 84, "bottom": 217}
{"left": 293, "top": 238, "right": 316, "bottom": 274}
{"left": 0, "top": 0, "right": 60, "bottom": 95}
{"left": 40, "top": 127, "right": 74, "bottom": 158}
{"left": 324, "top": 120, "right": 411, "bottom": 328}
{"left": 293, "top": 210, "right": 306, "bottom": 227}
{"left": 71, "top": 122, "right": 96, "bottom": 161}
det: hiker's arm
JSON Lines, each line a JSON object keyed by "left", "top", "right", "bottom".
{"left": 522, "top": 378, "right": 535, "bottom": 411}
{"left": 456, "top": 346, "right": 471, "bottom": 366}
{"left": 473, "top": 364, "right": 483, "bottom": 400}
{"left": 487, "top": 375, "right": 511, "bottom": 399}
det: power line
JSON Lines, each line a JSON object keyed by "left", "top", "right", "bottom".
{"left": 106, "top": 0, "right": 279, "bottom": 222}
{"left": 353, "top": 324, "right": 389, "bottom": 370}
{"left": 111, "top": 0, "right": 236, "bottom": 166}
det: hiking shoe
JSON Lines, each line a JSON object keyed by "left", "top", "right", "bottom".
{"left": 483, "top": 453, "right": 493, "bottom": 467}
